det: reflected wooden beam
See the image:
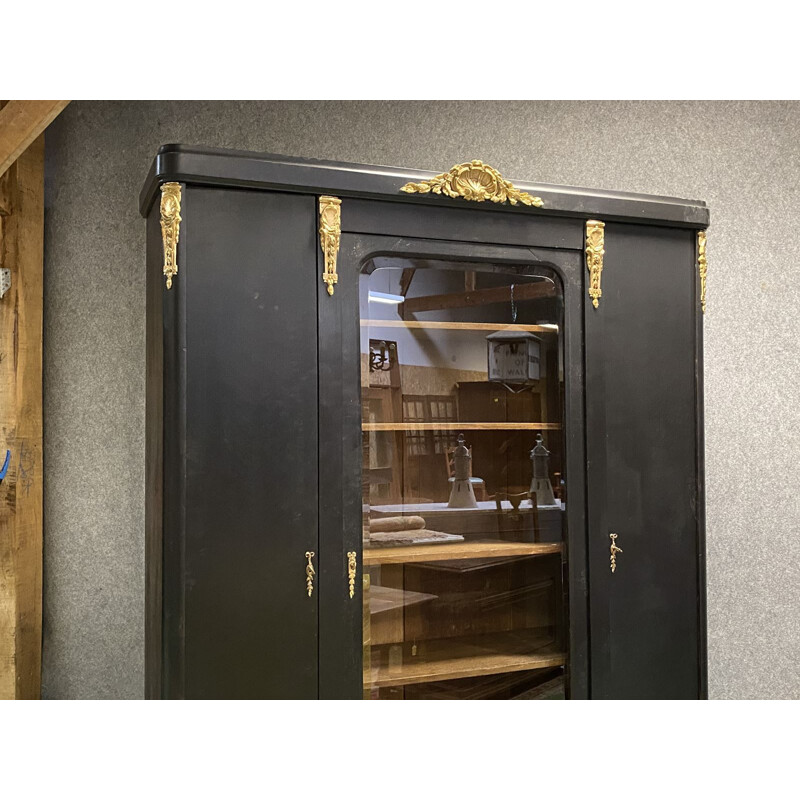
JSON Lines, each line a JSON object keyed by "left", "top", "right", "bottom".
{"left": 399, "top": 267, "right": 415, "bottom": 297}
{"left": 403, "top": 280, "right": 555, "bottom": 316}
{"left": 0, "top": 101, "right": 69, "bottom": 178}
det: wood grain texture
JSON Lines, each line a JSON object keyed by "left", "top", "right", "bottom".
{"left": 363, "top": 540, "right": 562, "bottom": 566}
{"left": 0, "top": 137, "right": 44, "bottom": 699}
{"left": 0, "top": 170, "right": 12, "bottom": 216}
{"left": 0, "top": 101, "right": 69, "bottom": 178}
{"left": 403, "top": 280, "right": 554, "bottom": 316}
{"left": 368, "top": 630, "right": 564, "bottom": 687}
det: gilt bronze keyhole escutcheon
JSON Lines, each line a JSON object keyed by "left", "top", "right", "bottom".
{"left": 609, "top": 533, "right": 623, "bottom": 573}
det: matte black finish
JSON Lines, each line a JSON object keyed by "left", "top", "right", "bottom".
{"left": 154, "top": 187, "right": 320, "bottom": 698}
{"left": 341, "top": 198, "right": 584, "bottom": 251}
{"left": 140, "top": 145, "right": 710, "bottom": 229}
{"left": 159, "top": 190, "right": 186, "bottom": 699}
{"left": 695, "top": 252, "right": 708, "bottom": 700}
{"left": 585, "top": 224, "right": 702, "bottom": 699}
{"left": 145, "top": 202, "right": 164, "bottom": 700}
{"left": 317, "top": 233, "right": 363, "bottom": 700}
{"left": 144, "top": 145, "right": 707, "bottom": 701}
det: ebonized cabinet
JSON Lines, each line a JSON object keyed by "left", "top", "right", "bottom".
{"left": 142, "top": 146, "right": 708, "bottom": 700}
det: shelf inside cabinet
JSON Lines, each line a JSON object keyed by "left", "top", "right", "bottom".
{"left": 362, "top": 422, "right": 562, "bottom": 431}
{"left": 363, "top": 540, "right": 562, "bottom": 566}
{"left": 367, "top": 585, "right": 438, "bottom": 614}
{"left": 361, "top": 320, "right": 557, "bottom": 334}
{"left": 368, "top": 630, "right": 565, "bottom": 688}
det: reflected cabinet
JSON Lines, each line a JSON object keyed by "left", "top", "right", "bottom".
{"left": 142, "top": 147, "right": 709, "bottom": 699}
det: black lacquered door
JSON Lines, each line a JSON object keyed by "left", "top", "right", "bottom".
{"left": 585, "top": 223, "right": 704, "bottom": 699}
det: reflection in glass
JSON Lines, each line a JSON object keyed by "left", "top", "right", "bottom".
{"left": 361, "top": 261, "right": 567, "bottom": 700}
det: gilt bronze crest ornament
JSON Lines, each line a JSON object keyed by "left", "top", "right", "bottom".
{"left": 401, "top": 160, "right": 544, "bottom": 207}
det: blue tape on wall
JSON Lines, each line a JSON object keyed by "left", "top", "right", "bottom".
{"left": 0, "top": 449, "right": 11, "bottom": 481}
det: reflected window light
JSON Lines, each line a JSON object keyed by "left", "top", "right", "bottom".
{"left": 368, "top": 291, "right": 405, "bottom": 304}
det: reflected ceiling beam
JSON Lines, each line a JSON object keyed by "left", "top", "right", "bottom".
{"left": 399, "top": 267, "right": 416, "bottom": 297}
{"left": 0, "top": 101, "right": 69, "bottom": 178}
{"left": 403, "top": 281, "right": 555, "bottom": 317}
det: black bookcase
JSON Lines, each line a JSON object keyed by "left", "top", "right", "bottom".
{"left": 142, "top": 146, "right": 708, "bottom": 699}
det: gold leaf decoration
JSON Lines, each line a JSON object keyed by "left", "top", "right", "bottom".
{"left": 319, "top": 196, "right": 342, "bottom": 296}
{"left": 697, "top": 230, "right": 707, "bottom": 314}
{"left": 160, "top": 183, "right": 182, "bottom": 290}
{"left": 585, "top": 220, "right": 605, "bottom": 309}
{"left": 401, "top": 160, "right": 544, "bottom": 207}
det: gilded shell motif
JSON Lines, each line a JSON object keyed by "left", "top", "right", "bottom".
{"left": 401, "top": 160, "right": 544, "bottom": 207}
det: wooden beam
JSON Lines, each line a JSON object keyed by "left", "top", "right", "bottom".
{"left": 0, "top": 100, "right": 69, "bottom": 178}
{"left": 0, "top": 169, "right": 12, "bottom": 217}
{"left": 402, "top": 280, "right": 555, "bottom": 316}
{"left": 0, "top": 103, "right": 10, "bottom": 215}
{"left": 399, "top": 267, "right": 415, "bottom": 297}
{"left": 0, "top": 136, "right": 44, "bottom": 699}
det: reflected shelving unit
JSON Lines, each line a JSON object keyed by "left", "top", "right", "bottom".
{"left": 362, "top": 263, "right": 567, "bottom": 700}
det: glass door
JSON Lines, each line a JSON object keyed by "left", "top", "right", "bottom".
{"left": 360, "top": 259, "right": 568, "bottom": 700}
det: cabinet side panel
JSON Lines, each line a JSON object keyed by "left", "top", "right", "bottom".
{"left": 145, "top": 204, "right": 164, "bottom": 699}
{"left": 182, "top": 187, "right": 319, "bottom": 699}
{"left": 161, "top": 189, "right": 187, "bottom": 699}
{"left": 695, "top": 242, "right": 707, "bottom": 699}
{"left": 586, "top": 224, "right": 701, "bottom": 699}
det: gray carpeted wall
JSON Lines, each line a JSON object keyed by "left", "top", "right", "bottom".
{"left": 42, "top": 101, "right": 800, "bottom": 698}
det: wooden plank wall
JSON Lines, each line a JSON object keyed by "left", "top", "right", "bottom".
{"left": 0, "top": 136, "right": 44, "bottom": 699}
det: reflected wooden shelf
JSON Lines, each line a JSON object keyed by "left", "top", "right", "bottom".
{"left": 368, "top": 585, "right": 438, "bottom": 614}
{"left": 361, "top": 320, "right": 557, "bottom": 334}
{"left": 363, "top": 540, "right": 562, "bottom": 566}
{"left": 363, "top": 422, "right": 562, "bottom": 431}
{"left": 368, "top": 630, "right": 565, "bottom": 688}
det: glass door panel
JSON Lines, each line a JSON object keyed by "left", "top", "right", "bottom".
{"left": 360, "top": 260, "right": 568, "bottom": 700}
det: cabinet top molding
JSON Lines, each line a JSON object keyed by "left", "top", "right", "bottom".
{"left": 139, "top": 144, "right": 710, "bottom": 229}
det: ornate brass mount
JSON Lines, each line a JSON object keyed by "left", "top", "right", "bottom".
{"left": 609, "top": 533, "right": 622, "bottom": 573}
{"left": 585, "top": 220, "right": 605, "bottom": 309}
{"left": 401, "top": 160, "right": 543, "bottom": 207}
{"left": 319, "top": 196, "right": 342, "bottom": 296}
{"left": 347, "top": 551, "right": 357, "bottom": 599}
{"left": 160, "top": 182, "right": 182, "bottom": 290}
{"left": 305, "top": 551, "right": 316, "bottom": 597}
{"left": 697, "top": 230, "right": 707, "bottom": 314}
